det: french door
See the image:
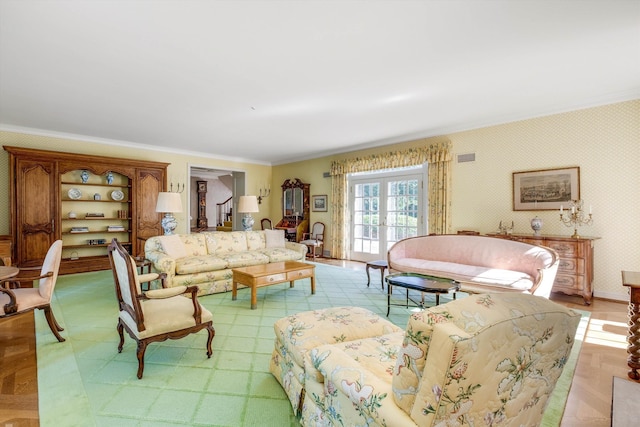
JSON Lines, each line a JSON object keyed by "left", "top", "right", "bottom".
{"left": 349, "top": 168, "right": 425, "bottom": 262}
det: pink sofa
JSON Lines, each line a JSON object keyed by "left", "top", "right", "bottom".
{"left": 387, "top": 234, "right": 558, "bottom": 297}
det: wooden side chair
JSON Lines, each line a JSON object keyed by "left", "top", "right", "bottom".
{"left": 300, "top": 221, "right": 325, "bottom": 260}
{"left": 261, "top": 218, "right": 273, "bottom": 230}
{"left": 107, "top": 238, "right": 215, "bottom": 379}
{"left": 0, "top": 240, "right": 65, "bottom": 342}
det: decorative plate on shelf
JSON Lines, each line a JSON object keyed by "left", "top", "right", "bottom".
{"left": 110, "top": 190, "right": 125, "bottom": 201}
{"left": 68, "top": 188, "right": 82, "bottom": 200}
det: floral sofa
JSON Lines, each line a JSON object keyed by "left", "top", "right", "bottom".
{"left": 270, "top": 293, "right": 581, "bottom": 426}
{"left": 144, "top": 230, "right": 307, "bottom": 296}
{"left": 388, "top": 234, "right": 559, "bottom": 298}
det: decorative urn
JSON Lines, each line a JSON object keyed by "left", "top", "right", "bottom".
{"left": 530, "top": 216, "right": 543, "bottom": 236}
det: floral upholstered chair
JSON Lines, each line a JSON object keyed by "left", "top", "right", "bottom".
{"left": 296, "top": 293, "right": 580, "bottom": 426}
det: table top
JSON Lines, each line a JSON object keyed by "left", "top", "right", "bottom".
{"left": 386, "top": 272, "right": 459, "bottom": 293}
{"left": 232, "top": 261, "right": 313, "bottom": 277}
{"left": 0, "top": 266, "right": 19, "bottom": 280}
{"left": 622, "top": 270, "right": 640, "bottom": 288}
{"left": 366, "top": 260, "right": 388, "bottom": 268}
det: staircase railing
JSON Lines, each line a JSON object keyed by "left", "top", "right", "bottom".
{"left": 216, "top": 197, "right": 232, "bottom": 226}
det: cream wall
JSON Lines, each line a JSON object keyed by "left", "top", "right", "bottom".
{"left": 0, "top": 132, "right": 273, "bottom": 235}
{"left": 1, "top": 100, "right": 637, "bottom": 301}
{"left": 273, "top": 100, "right": 640, "bottom": 301}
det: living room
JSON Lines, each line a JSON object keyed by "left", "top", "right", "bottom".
{"left": 1, "top": 1, "right": 639, "bottom": 426}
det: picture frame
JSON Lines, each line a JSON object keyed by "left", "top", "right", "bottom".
{"left": 312, "top": 194, "right": 328, "bottom": 212}
{"left": 512, "top": 167, "right": 580, "bottom": 211}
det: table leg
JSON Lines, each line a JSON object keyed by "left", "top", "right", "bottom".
{"left": 290, "top": 280, "right": 294, "bottom": 288}
{"left": 232, "top": 281, "right": 237, "bottom": 301}
{"left": 436, "top": 294, "right": 440, "bottom": 305}
{"left": 627, "top": 289, "right": 640, "bottom": 380}
{"left": 366, "top": 264, "right": 371, "bottom": 287}
{"left": 251, "top": 285, "right": 257, "bottom": 310}
{"left": 310, "top": 275, "right": 315, "bottom": 294}
{"left": 387, "top": 283, "right": 392, "bottom": 316}
{"left": 380, "top": 268, "right": 385, "bottom": 289}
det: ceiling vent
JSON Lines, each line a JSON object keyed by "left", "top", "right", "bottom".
{"left": 457, "top": 153, "right": 476, "bottom": 163}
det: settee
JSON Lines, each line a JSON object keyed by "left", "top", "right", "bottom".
{"left": 388, "top": 234, "right": 559, "bottom": 298}
{"left": 144, "top": 230, "right": 307, "bottom": 296}
{"left": 270, "top": 293, "right": 581, "bottom": 426}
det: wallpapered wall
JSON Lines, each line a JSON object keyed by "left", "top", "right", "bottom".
{"left": 1, "top": 99, "right": 638, "bottom": 301}
{"left": 273, "top": 100, "right": 640, "bottom": 301}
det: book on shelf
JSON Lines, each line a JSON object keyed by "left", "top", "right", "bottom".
{"left": 70, "top": 227, "right": 89, "bottom": 233}
{"left": 107, "top": 225, "right": 125, "bottom": 232}
{"left": 85, "top": 212, "right": 105, "bottom": 218}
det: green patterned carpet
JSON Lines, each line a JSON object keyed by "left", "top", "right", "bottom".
{"left": 34, "top": 263, "right": 586, "bottom": 426}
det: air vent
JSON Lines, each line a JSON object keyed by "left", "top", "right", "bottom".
{"left": 457, "top": 153, "right": 476, "bottom": 163}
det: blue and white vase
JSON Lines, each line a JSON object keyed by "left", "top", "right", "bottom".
{"left": 80, "top": 170, "right": 89, "bottom": 183}
{"left": 530, "top": 216, "right": 543, "bottom": 236}
{"left": 106, "top": 171, "right": 114, "bottom": 185}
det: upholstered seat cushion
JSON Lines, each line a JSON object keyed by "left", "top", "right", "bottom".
{"left": 258, "top": 247, "right": 307, "bottom": 263}
{"left": 0, "top": 288, "right": 48, "bottom": 314}
{"left": 219, "top": 251, "right": 270, "bottom": 268}
{"left": 175, "top": 255, "right": 228, "bottom": 274}
{"left": 391, "top": 258, "right": 534, "bottom": 290}
{"left": 119, "top": 296, "right": 213, "bottom": 340}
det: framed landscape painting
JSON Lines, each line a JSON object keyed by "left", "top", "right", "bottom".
{"left": 512, "top": 167, "right": 580, "bottom": 211}
{"left": 312, "top": 195, "right": 328, "bottom": 212}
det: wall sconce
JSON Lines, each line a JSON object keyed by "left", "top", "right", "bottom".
{"left": 257, "top": 185, "right": 270, "bottom": 204}
{"left": 169, "top": 182, "right": 185, "bottom": 193}
{"left": 156, "top": 192, "right": 183, "bottom": 235}
{"left": 238, "top": 195, "right": 259, "bottom": 231}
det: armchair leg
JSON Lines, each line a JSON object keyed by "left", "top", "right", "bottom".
{"left": 117, "top": 321, "right": 125, "bottom": 353}
{"left": 136, "top": 340, "right": 148, "bottom": 379}
{"left": 42, "top": 305, "right": 65, "bottom": 342}
{"left": 205, "top": 322, "right": 215, "bottom": 358}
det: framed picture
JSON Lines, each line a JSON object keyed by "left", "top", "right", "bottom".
{"left": 512, "top": 167, "right": 580, "bottom": 211}
{"left": 312, "top": 195, "right": 328, "bottom": 212}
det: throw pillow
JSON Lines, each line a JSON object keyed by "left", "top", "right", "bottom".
{"left": 158, "top": 235, "right": 188, "bottom": 259}
{"left": 265, "top": 229, "right": 286, "bottom": 248}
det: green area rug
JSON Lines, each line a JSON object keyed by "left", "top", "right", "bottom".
{"left": 35, "top": 263, "right": 587, "bottom": 426}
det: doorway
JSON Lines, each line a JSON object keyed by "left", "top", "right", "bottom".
{"left": 349, "top": 166, "right": 426, "bottom": 262}
{"left": 189, "top": 166, "right": 245, "bottom": 231}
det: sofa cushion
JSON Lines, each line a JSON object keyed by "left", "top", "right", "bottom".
{"left": 265, "top": 229, "right": 286, "bottom": 248}
{"left": 246, "top": 231, "right": 266, "bottom": 250}
{"left": 391, "top": 258, "right": 534, "bottom": 290}
{"left": 258, "top": 247, "right": 304, "bottom": 263}
{"left": 212, "top": 231, "right": 249, "bottom": 254}
{"left": 180, "top": 233, "right": 208, "bottom": 256}
{"left": 157, "top": 235, "right": 187, "bottom": 259}
{"left": 175, "top": 255, "right": 228, "bottom": 275}
{"left": 220, "top": 251, "right": 269, "bottom": 268}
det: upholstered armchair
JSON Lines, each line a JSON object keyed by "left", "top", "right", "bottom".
{"left": 107, "top": 238, "right": 215, "bottom": 379}
{"left": 300, "top": 221, "right": 325, "bottom": 259}
{"left": 0, "top": 240, "right": 65, "bottom": 342}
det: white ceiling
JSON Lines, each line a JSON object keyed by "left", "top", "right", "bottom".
{"left": 1, "top": 1, "right": 639, "bottom": 165}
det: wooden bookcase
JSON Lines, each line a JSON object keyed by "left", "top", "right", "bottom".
{"left": 4, "top": 146, "right": 169, "bottom": 274}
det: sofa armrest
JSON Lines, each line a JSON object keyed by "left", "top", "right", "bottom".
{"left": 285, "top": 241, "right": 308, "bottom": 258}
{"left": 143, "top": 250, "right": 176, "bottom": 286}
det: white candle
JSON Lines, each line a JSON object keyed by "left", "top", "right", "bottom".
{"left": 560, "top": 205, "right": 563, "bottom": 213}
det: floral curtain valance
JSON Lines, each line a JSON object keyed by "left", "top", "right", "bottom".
{"left": 330, "top": 141, "right": 452, "bottom": 175}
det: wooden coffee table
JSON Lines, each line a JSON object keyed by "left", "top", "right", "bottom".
{"left": 232, "top": 261, "right": 315, "bottom": 309}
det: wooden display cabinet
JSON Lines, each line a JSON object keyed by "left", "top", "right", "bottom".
{"left": 487, "top": 233, "right": 598, "bottom": 305}
{"left": 4, "top": 146, "right": 169, "bottom": 274}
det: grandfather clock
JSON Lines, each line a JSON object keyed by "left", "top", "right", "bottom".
{"left": 196, "top": 180, "right": 208, "bottom": 229}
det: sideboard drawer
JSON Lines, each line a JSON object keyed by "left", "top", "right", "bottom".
{"left": 554, "top": 274, "right": 585, "bottom": 291}
{"left": 557, "top": 258, "right": 585, "bottom": 275}
{"left": 546, "top": 241, "right": 579, "bottom": 257}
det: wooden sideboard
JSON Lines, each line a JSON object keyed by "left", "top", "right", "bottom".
{"left": 4, "top": 146, "right": 169, "bottom": 274}
{"left": 487, "top": 233, "right": 598, "bottom": 305}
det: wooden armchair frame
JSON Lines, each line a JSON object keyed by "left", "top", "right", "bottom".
{"left": 300, "top": 221, "right": 325, "bottom": 260}
{"left": 108, "top": 239, "right": 215, "bottom": 379}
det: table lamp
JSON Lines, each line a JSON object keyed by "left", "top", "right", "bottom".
{"left": 156, "top": 192, "right": 183, "bottom": 235}
{"left": 238, "top": 195, "right": 259, "bottom": 231}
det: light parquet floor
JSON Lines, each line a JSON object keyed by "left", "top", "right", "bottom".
{"left": 0, "top": 258, "right": 634, "bottom": 426}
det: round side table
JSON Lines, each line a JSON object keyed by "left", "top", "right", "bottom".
{"left": 366, "top": 260, "right": 388, "bottom": 289}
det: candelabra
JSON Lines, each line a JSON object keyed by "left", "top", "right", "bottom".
{"left": 257, "top": 186, "right": 270, "bottom": 204}
{"left": 559, "top": 199, "right": 593, "bottom": 239}
{"left": 498, "top": 220, "right": 513, "bottom": 235}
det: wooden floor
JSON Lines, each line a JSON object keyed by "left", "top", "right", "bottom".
{"left": 0, "top": 258, "right": 633, "bottom": 426}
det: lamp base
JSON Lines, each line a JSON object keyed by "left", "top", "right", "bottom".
{"left": 241, "top": 214, "right": 254, "bottom": 231}
{"left": 161, "top": 213, "right": 178, "bottom": 235}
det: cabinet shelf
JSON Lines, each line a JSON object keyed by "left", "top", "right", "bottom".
{"left": 63, "top": 242, "right": 131, "bottom": 249}
{"left": 61, "top": 181, "right": 131, "bottom": 189}
{"left": 63, "top": 217, "right": 131, "bottom": 221}
{"left": 63, "top": 231, "right": 130, "bottom": 235}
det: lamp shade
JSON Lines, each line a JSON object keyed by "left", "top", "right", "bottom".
{"left": 237, "top": 195, "right": 259, "bottom": 213}
{"left": 155, "top": 192, "right": 183, "bottom": 213}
